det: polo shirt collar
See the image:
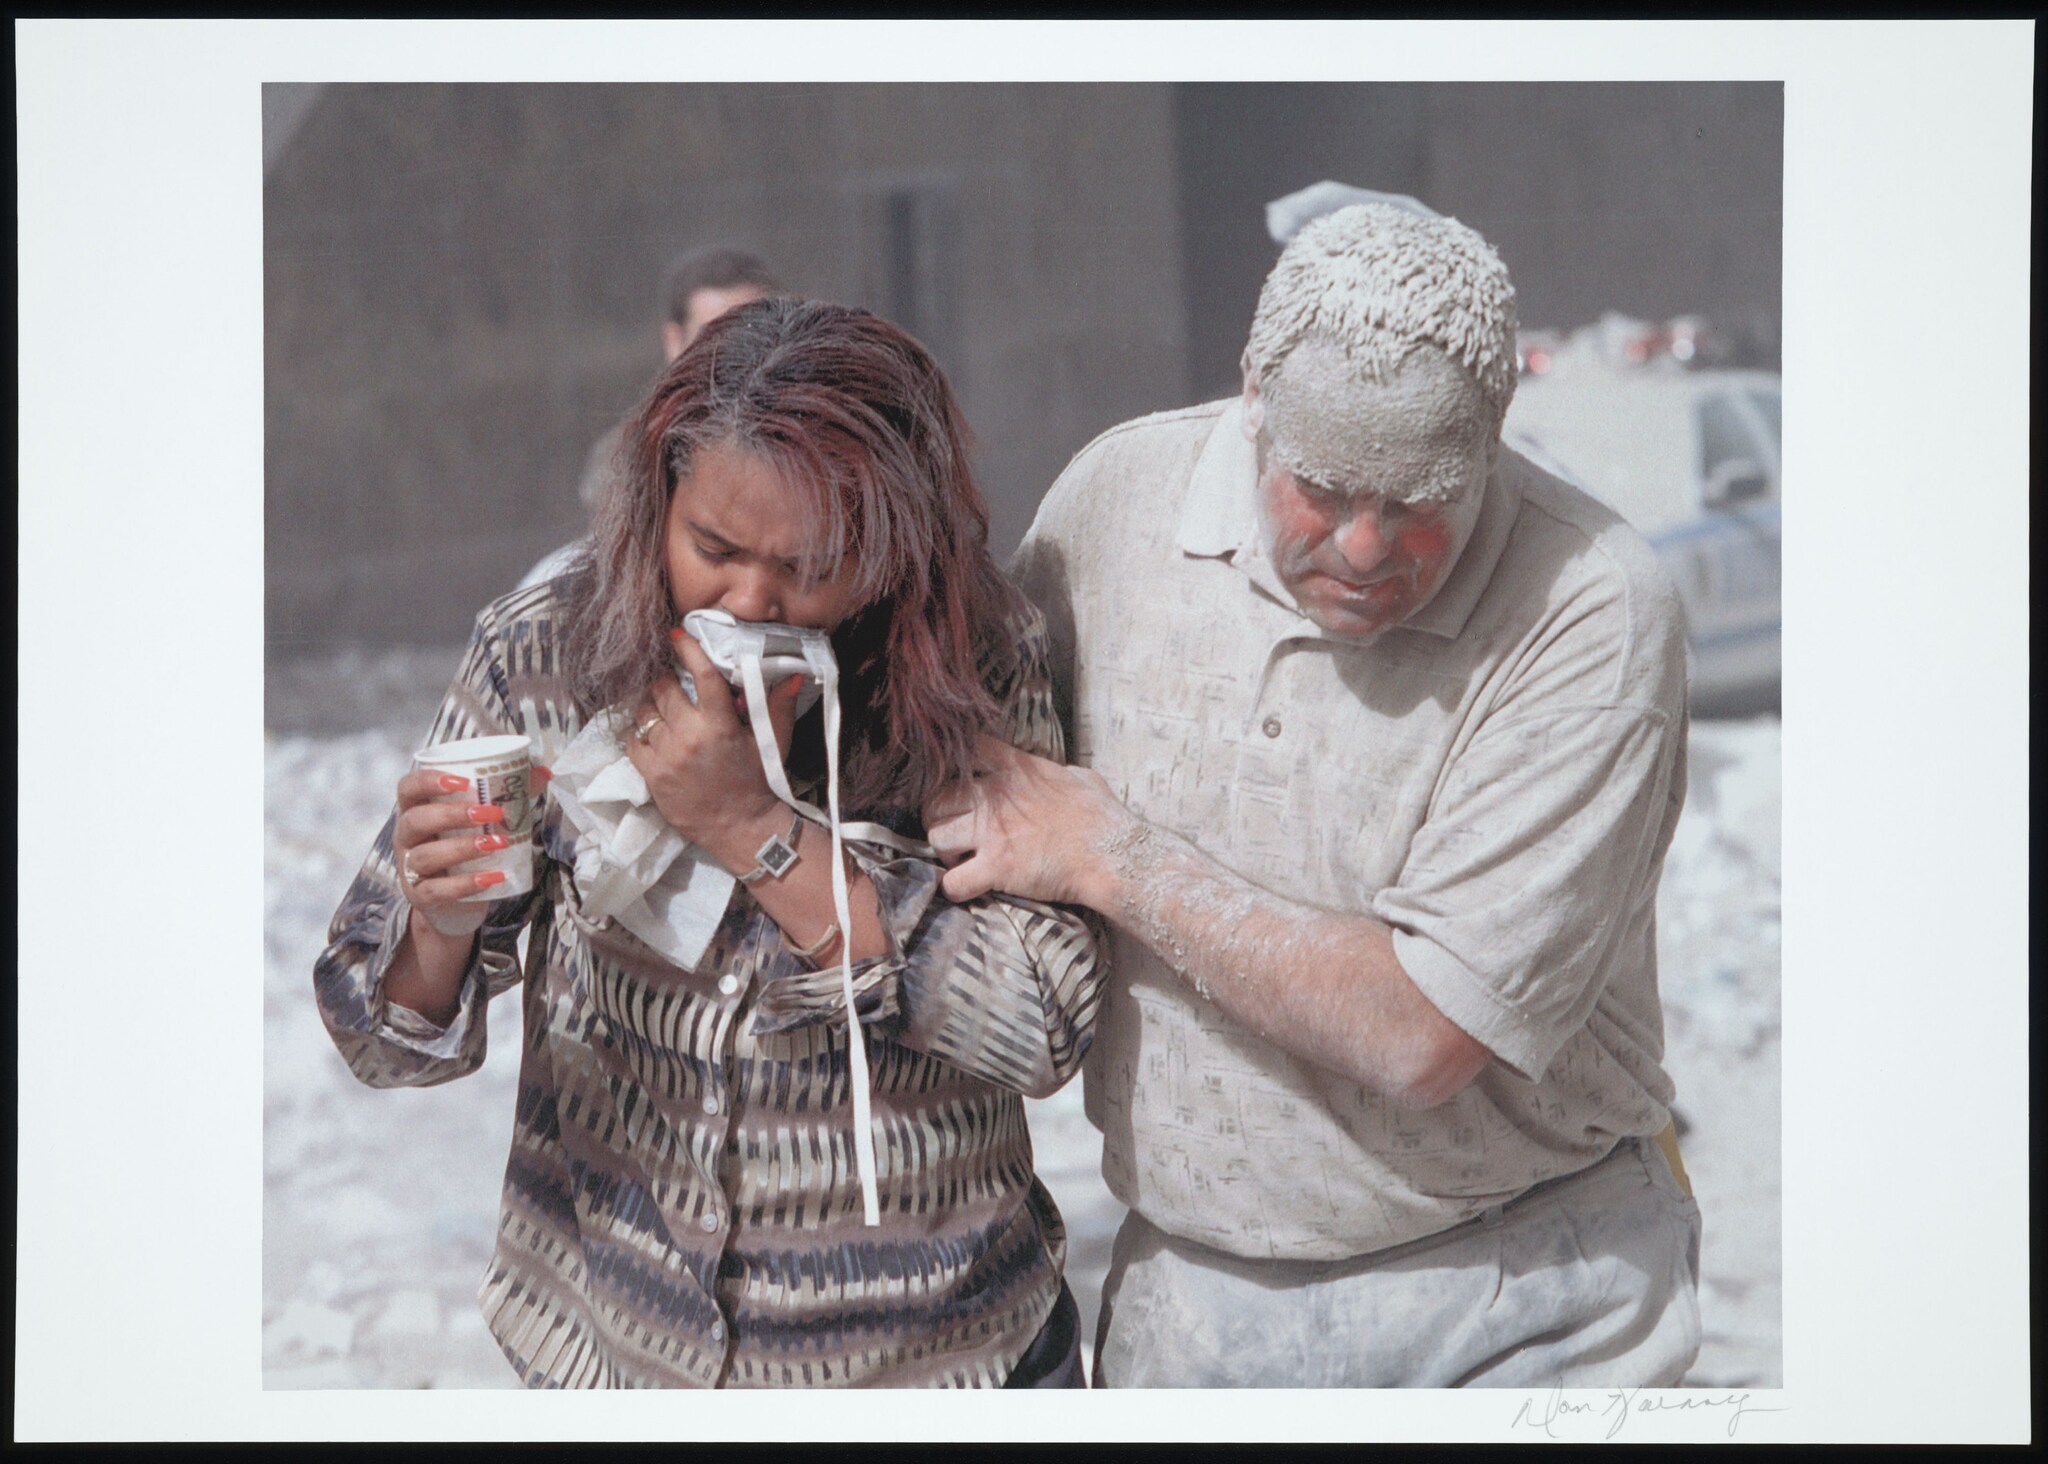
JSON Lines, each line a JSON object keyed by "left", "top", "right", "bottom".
{"left": 1176, "top": 399, "right": 1293, "bottom": 605}
{"left": 1175, "top": 399, "right": 1521, "bottom": 642}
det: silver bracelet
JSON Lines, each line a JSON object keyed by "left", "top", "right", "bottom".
{"left": 737, "top": 807, "right": 805, "bottom": 885}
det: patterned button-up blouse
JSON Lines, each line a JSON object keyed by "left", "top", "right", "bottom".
{"left": 314, "top": 579, "right": 1108, "bottom": 1388}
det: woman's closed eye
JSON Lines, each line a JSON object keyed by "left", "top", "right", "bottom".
{"left": 696, "top": 538, "right": 811, "bottom": 581}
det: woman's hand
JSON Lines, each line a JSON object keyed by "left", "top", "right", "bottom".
{"left": 386, "top": 761, "right": 549, "bottom": 1022}
{"left": 625, "top": 629, "right": 805, "bottom": 871}
{"left": 393, "top": 768, "right": 517, "bottom": 930}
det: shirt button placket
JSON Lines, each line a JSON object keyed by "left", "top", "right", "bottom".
{"left": 705, "top": 967, "right": 747, "bottom": 1117}
{"left": 699, "top": 964, "right": 742, "bottom": 1373}
{"left": 696, "top": 958, "right": 745, "bottom": 1384}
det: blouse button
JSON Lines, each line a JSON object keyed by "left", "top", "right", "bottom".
{"left": 717, "top": 973, "right": 741, "bottom": 996}
{"left": 699, "top": 1212, "right": 722, "bottom": 1233}
{"left": 709, "top": 1320, "right": 726, "bottom": 1342}
{"left": 1261, "top": 716, "right": 1283, "bottom": 739}
{"left": 702, "top": 1094, "right": 721, "bottom": 1116}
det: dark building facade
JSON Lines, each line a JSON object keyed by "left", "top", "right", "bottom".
{"left": 265, "top": 81, "right": 1780, "bottom": 655}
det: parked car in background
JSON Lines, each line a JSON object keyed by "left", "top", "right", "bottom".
{"left": 1506, "top": 350, "right": 1782, "bottom": 716}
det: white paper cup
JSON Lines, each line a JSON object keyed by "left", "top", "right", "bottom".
{"left": 412, "top": 734, "right": 536, "bottom": 932}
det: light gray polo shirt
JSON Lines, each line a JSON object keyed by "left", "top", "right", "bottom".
{"left": 1012, "top": 398, "right": 1689, "bottom": 1261}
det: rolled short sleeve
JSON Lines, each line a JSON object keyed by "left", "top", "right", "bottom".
{"left": 1372, "top": 701, "right": 1681, "bottom": 1080}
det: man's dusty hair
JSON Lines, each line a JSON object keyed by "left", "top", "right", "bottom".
{"left": 1245, "top": 203, "right": 1519, "bottom": 432}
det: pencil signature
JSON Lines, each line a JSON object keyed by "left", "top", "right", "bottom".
{"left": 1509, "top": 1379, "right": 1784, "bottom": 1438}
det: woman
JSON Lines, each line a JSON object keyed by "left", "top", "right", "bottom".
{"left": 315, "top": 298, "right": 1104, "bottom": 1388}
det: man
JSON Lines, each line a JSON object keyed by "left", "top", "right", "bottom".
{"left": 569, "top": 245, "right": 784, "bottom": 514}
{"left": 521, "top": 246, "right": 783, "bottom": 587}
{"left": 923, "top": 203, "right": 1701, "bottom": 1388}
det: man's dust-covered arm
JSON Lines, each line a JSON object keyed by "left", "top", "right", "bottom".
{"left": 923, "top": 736, "right": 1489, "bottom": 1109}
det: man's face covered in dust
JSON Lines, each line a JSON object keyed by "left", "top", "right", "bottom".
{"left": 1246, "top": 338, "right": 1496, "bottom": 642}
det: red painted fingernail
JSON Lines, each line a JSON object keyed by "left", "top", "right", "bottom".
{"left": 531, "top": 765, "right": 552, "bottom": 790}
{"left": 468, "top": 804, "right": 505, "bottom": 824}
{"left": 669, "top": 627, "right": 685, "bottom": 641}
{"left": 439, "top": 774, "right": 469, "bottom": 792}
{"left": 476, "top": 832, "right": 508, "bottom": 853}
{"left": 474, "top": 870, "right": 507, "bottom": 889}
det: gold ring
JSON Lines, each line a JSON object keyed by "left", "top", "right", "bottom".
{"left": 633, "top": 715, "right": 663, "bottom": 744}
{"left": 402, "top": 852, "right": 422, "bottom": 888}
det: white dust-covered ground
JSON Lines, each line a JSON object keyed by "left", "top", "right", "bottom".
{"left": 263, "top": 650, "right": 1780, "bottom": 1389}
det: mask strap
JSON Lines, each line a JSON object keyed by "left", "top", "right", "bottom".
{"left": 727, "top": 651, "right": 933, "bottom": 858}
{"left": 737, "top": 654, "right": 883, "bottom": 1227}
{"left": 738, "top": 655, "right": 800, "bottom": 809}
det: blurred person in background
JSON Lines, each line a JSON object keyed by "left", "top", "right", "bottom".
{"left": 316, "top": 298, "right": 1104, "bottom": 1388}
{"left": 923, "top": 203, "right": 1700, "bottom": 1388}
{"left": 521, "top": 246, "right": 784, "bottom": 588}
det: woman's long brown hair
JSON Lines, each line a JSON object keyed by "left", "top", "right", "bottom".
{"left": 557, "top": 297, "right": 1027, "bottom": 814}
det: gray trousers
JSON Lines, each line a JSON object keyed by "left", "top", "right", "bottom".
{"left": 1093, "top": 1137, "right": 1703, "bottom": 1388}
